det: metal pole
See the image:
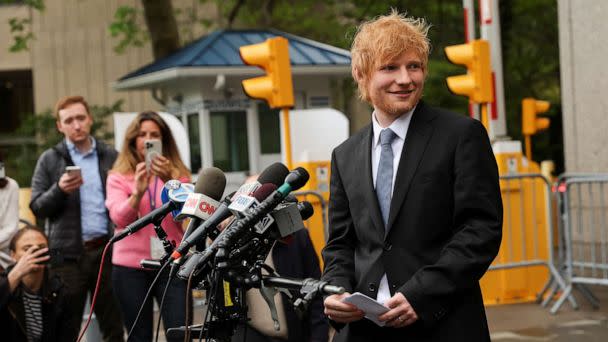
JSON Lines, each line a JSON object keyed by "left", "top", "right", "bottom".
{"left": 282, "top": 108, "right": 293, "bottom": 169}
{"left": 463, "top": 0, "right": 480, "bottom": 121}
{"left": 479, "top": 0, "right": 508, "bottom": 140}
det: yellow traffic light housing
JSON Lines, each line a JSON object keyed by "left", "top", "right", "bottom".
{"left": 521, "top": 97, "right": 550, "bottom": 160}
{"left": 444, "top": 39, "right": 494, "bottom": 104}
{"left": 522, "top": 98, "right": 550, "bottom": 136}
{"left": 239, "top": 37, "right": 294, "bottom": 108}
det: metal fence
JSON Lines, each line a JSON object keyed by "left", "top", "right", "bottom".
{"left": 488, "top": 173, "right": 568, "bottom": 309}
{"left": 550, "top": 173, "right": 608, "bottom": 313}
{"left": 293, "top": 190, "right": 329, "bottom": 242}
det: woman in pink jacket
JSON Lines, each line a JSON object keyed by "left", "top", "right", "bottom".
{"left": 106, "top": 111, "right": 191, "bottom": 342}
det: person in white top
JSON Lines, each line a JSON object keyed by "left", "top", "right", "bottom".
{"left": 0, "top": 154, "right": 19, "bottom": 270}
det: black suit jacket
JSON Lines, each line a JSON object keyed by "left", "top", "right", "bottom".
{"left": 322, "top": 102, "right": 503, "bottom": 341}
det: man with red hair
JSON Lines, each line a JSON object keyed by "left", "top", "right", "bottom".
{"left": 322, "top": 11, "right": 502, "bottom": 341}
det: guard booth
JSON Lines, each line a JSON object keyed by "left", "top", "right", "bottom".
{"left": 113, "top": 29, "right": 351, "bottom": 256}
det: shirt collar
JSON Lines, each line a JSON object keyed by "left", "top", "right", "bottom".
{"left": 371, "top": 106, "right": 416, "bottom": 149}
{"left": 66, "top": 136, "right": 96, "bottom": 156}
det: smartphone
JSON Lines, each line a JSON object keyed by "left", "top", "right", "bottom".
{"left": 145, "top": 139, "right": 163, "bottom": 172}
{"left": 0, "top": 161, "right": 5, "bottom": 179}
{"left": 35, "top": 248, "right": 63, "bottom": 265}
{"left": 65, "top": 165, "right": 81, "bottom": 178}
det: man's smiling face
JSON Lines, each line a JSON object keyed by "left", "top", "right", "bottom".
{"left": 368, "top": 50, "right": 425, "bottom": 121}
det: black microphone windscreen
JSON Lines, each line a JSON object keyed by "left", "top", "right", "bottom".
{"left": 195, "top": 167, "right": 226, "bottom": 201}
{"left": 258, "top": 163, "right": 289, "bottom": 187}
{"left": 285, "top": 167, "right": 310, "bottom": 191}
{"left": 297, "top": 201, "right": 314, "bottom": 220}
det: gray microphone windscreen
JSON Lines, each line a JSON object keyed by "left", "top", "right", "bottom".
{"left": 195, "top": 167, "right": 226, "bottom": 201}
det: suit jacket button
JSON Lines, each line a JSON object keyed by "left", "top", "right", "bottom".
{"left": 383, "top": 243, "right": 392, "bottom": 251}
{"left": 368, "top": 283, "right": 377, "bottom": 292}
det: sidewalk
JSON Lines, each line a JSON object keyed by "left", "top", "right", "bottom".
{"left": 149, "top": 287, "right": 608, "bottom": 341}
{"left": 487, "top": 285, "right": 608, "bottom": 341}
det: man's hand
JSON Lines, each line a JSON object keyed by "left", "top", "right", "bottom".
{"left": 58, "top": 171, "right": 83, "bottom": 193}
{"left": 150, "top": 155, "right": 173, "bottom": 182}
{"left": 378, "top": 292, "right": 418, "bottom": 328}
{"left": 324, "top": 292, "right": 365, "bottom": 323}
{"left": 7, "top": 246, "right": 49, "bottom": 292}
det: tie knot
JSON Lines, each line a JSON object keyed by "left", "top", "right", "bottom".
{"left": 380, "top": 129, "right": 397, "bottom": 146}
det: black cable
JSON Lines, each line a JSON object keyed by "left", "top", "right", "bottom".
{"left": 199, "top": 269, "right": 219, "bottom": 342}
{"left": 155, "top": 263, "right": 177, "bottom": 342}
{"left": 127, "top": 260, "right": 170, "bottom": 340}
{"left": 184, "top": 267, "right": 195, "bottom": 342}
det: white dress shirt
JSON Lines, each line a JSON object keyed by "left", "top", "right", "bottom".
{"left": 370, "top": 107, "right": 414, "bottom": 304}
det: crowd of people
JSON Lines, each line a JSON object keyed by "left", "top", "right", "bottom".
{"left": 0, "top": 10, "right": 502, "bottom": 342}
{"left": 0, "top": 95, "right": 327, "bottom": 342}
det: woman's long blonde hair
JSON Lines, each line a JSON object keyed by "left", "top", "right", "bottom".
{"left": 111, "top": 111, "right": 190, "bottom": 178}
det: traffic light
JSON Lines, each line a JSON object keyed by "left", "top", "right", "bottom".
{"left": 239, "top": 37, "right": 294, "bottom": 108}
{"left": 522, "top": 97, "right": 550, "bottom": 136}
{"left": 444, "top": 39, "right": 493, "bottom": 104}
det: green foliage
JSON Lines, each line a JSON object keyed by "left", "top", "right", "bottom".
{"left": 425, "top": 60, "right": 469, "bottom": 113}
{"left": 3, "top": 100, "right": 123, "bottom": 187}
{"left": 8, "top": 17, "right": 34, "bottom": 52}
{"left": 500, "top": 0, "right": 562, "bottom": 169}
{"left": 109, "top": 5, "right": 147, "bottom": 54}
{"left": 3, "top": 0, "right": 44, "bottom": 52}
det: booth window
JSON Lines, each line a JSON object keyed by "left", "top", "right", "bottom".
{"left": 0, "top": 70, "right": 34, "bottom": 134}
{"left": 257, "top": 103, "right": 281, "bottom": 154}
{"left": 210, "top": 111, "right": 249, "bottom": 172}
{"left": 187, "top": 113, "right": 202, "bottom": 174}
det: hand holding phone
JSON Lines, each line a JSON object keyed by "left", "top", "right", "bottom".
{"left": 35, "top": 248, "right": 63, "bottom": 266}
{"left": 65, "top": 165, "right": 82, "bottom": 178}
{"left": 59, "top": 166, "right": 83, "bottom": 193}
{"left": 144, "top": 139, "right": 162, "bottom": 173}
{"left": 10, "top": 246, "right": 49, "bottom": 280}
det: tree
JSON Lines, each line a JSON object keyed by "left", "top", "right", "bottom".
{"left": 5, "top": 0, "right": 563, "bottom": 169}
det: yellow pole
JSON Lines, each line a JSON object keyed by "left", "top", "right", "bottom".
{"left": 481, "top": 104, "right": 489, "bottom": 132}
{"left": 282, "top": 107, "right": 293, "bottom": 169}
{"left": 524, "top": 135, "right": 532, "bottom": 161}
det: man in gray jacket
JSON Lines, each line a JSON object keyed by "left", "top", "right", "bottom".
{"left": 30, "top": 95, "right": 124, "bottom": 341}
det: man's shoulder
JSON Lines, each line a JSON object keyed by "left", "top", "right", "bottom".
{"left": 333, "top": 124, "right": 371, "bottom": 156}
{"left": 421, "top": 103, "right": 479, "bottom": 131}
{"left": 94, "top": 139, "right": 118, "bottom": 160}
{"left": 37, "top": 142, "right": 66, "bottom": 163}
{"left": 95, "top": 139, "right": 117, "bottom": 154}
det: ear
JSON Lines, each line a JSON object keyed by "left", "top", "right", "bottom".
{"left": 352, "top": 67, "right": 364, "bottom": 83}
{"left": 56, "top": 120, "right": 63, "bottom": 133}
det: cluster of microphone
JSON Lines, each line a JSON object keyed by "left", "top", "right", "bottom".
{"left": 110, "top": 162, "right": 313, "bottom": 286}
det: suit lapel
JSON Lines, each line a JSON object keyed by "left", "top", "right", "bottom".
{"left": 359, "top": 125, "right": 386, "bottom": 237}
{"left": 386, "top": 102, "right": 435, "bottom": 234}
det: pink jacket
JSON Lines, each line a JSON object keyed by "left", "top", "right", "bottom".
{"left": 105, "top": 172, "right": 190, "bottom": 269}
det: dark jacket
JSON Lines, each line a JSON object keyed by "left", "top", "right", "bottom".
{"left": 232, "top": 229, "right": 329, "bottom": 342}
{"left": 272, "top": 229, "right": 328, "bottom": 342}
{"left": 322, "top": 102, "right": 503, "bottom": 341}
{"left": 29, "top": 139, "right": 118, "bottom": 260}
{"left": 0, "top": 267, "right": 78, "bottom": 342}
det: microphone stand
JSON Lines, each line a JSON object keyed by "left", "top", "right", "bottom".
{"left": 140, "top": 218, "right": 175, "bottom": 270}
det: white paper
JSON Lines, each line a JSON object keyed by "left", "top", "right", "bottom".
{"left": 342, "top": 292, "right": 389, "bottom": 326}
{"left": 150, "top": 237, "right": 164, "bottom": 260}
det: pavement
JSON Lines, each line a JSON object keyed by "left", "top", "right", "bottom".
{"left": 134, "top": 286, "right": 608, "bottom": 341}
{"left": 486, "top": 285, "right": 608, "bottom": 341}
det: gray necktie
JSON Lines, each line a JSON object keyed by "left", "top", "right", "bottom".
{"left": 376, "top": 128, "right": 397, "bottom": 227}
